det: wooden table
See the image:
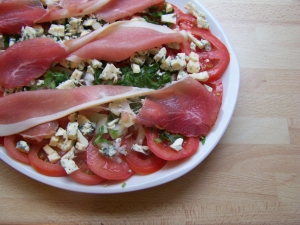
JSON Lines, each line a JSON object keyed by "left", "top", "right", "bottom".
{"left": 1, "top": 0, "right": 299, "bottom": 224}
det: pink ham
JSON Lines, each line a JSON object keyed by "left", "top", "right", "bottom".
{"left": 19, "top": 121, "right": 59, "bottom": 142}
{"left": 0, "top": 85, "right": 155, "bottom": 136}
{"left": 66, "top": 21, "right": 187, "bottom": 62}
{"left": 95, "top": 0, "right": 164, "bottom": 23}
{"left": 135, "top": 77, "right": 222, "bottom": 137}
{"left": 0, "top": 0, "right": 46, "bottom": 34}
{"left": 0, "top": 38, "right": 67, "bottom": 88}
{"left": 37, "top": 0, "right": 110, "bottom": 23}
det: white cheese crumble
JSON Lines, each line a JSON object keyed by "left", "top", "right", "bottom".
{"left": 100, "top": 64, "right": 121, "bottom": 83}
{"left": 48, "top": 24, "right": 65, "bottom": 37}
{"left": 43, "top": 145, "right": 60, "bottom": 163}
{"left": 16, "top": 141, "right": 30, "bottom": 153}
{"left": 170, "top": 138, "right": 184, "bottom": 151}
{"left": 185, "top": 2, "right": 209, "bottom": 29}
{"left": 161, "top": 13, "right": 177, "bottom": 24}
{"left": 131, "top": 144, "right": 150, "bottom": 155}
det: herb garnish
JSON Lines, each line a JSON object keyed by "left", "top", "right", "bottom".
{"left": 43, "top": 70, "right": 69, "bottom": 89}
{"left": 118, "top": 63, "right": 172, "bottom": 89}
{"left": 94, "top": 126, "right": 110, "bottom": 144}
{"left": 158, "top": 130, "right": 184, "bottom": 144}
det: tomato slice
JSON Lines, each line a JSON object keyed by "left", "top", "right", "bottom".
{"left": 4, "top": 135, "right": 30, "bottom": 164}
{"left": 0, "top": 136, "right": 5, "bottom": 146}
{"left": 123, "top": 137, "right": 167, "bottom": 174}
{"left": 28, "top": 145, "right": 67, "bottom": 177}
{"left": 173, "top": 4, "right": 230, "bottom": 82}
{"left": 70, "top": 152, "right": 106, "bottom": 185}
{"left": 144, "top": 128, "right": 200, "bottom": 161}
{"left": 203, "top": 78, "right": 223, "bottom": 101}
{"left": 86, "top": 140, "right": 134, "bottom": 180}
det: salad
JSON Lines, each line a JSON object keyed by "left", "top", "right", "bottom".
{"left": 0, "top": 0, "right": 230, "bottom": 186}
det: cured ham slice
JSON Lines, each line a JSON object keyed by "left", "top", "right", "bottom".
{"left": 0, "top": 85, "right": 155, "bottom": 136}
{"left": 66, "top": 21, "right": 187, "bottom": 62}
{"left": 135, "top": 77, "right": 222, "bottom": 137}
{"left": 36, "top": 0, "right": 164, "bottom": 23}
{"left": 37, "top": 0, "right": 110, "bottom": 23}
{"left": 95, "top": 0, "right": 164, "bottom": 23}
{"left": 0, "top": 0, "right": 46, "bottom": 34}
{"left": 0, "top": 38, "right": 67, "bottom": 88}
{"left": 19, "top": 121, "right": 59, "bottom": 142}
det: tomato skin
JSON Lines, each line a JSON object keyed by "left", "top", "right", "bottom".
{"left": 70, "top": 153, "right": 106, "bottom": 185}
{"left": 0, "top": 136, "right": 4, "bottom": 146}
{"left": 123, "top": 137, "right": 167, "bottom": 174}
{"left": 144, "top": 128, "right": 200, "bottom": 161}
{"left": 86, "top": 140, "right": 134, "bottom": 180}
{"left": 4, "top": 135, "right": 30, "bottom": 164}
{"left": 28, "top": 145, "right": 67, "bottom": 177}
{"left": 203, "top": 79, "right": 223, "bottom": 102}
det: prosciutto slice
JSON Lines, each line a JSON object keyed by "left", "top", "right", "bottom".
{"left": 95, "top": 0, "right": 164, "bottom": 23}
{"left": 66, "top": 21, "right": 187, "bottom": 62}
{"left": 0, "top": 0, "right": 46, "bottom": 34}
{"left": 0, "top": 38, "right": 67, "bottom": 88}
{"left": 37, "top": 0, "right": 110, "bottom": 23}
{"left": 135, "top": 77, "right": 222, "bottom": 137}
{"left": 19, "top": 121, "right": 59, "bottom": 142}
{"left": 0, "top": 85, "right": 155, "bottom": 136}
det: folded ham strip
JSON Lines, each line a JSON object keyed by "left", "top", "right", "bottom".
{"left": 65, "top": 20, "right": 187, "bottom": 61}
{"left": 0, "top": 85, "right": 155, "bottom": 136}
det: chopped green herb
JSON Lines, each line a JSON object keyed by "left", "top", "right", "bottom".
{"left": 159, "top": 130, "right": 184, "bottom": 143}
{"left": 42, "top": 70, "right": 69, "bottom": 89}
{"left": 200, "top": 136, "right": 206, "bottom": 145}
{"left": 154, "top": 138, "right": 162, "bottom": 143}
{"left": 94, "top": 126, "right": 110, "bottom": 144}
{"left": 118, "top": 63, "right": 172, "bottom": 89}
{"left": 121, "top": 182, "right": 126, "bottom": 188}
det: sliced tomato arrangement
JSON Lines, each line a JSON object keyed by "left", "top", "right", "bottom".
{"left": 28, "top": 145, "right": 67, "bottom": 177}
{"left": 4, "top": 135, "right": 30, "bottom": 164}
{"left": 123, "top": 137, "right": 167, "bottom": 174}
{"left": 70, "top": 152, "right": 106, "bottom": 185}
{"left": 86, "top": 139, "right": 134, "bottom": 180}
{"left": 144, "top": 128, "right": 200, "bottom": 161}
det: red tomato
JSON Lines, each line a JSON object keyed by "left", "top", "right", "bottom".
{"left": 28, "top": 145, "right": 67, "bottom": 177}
{"left": 0, "top": 136, "right": 4, "bottom": 146}
{"left": 144, "top": 128, "right": 200, "bottom": 161}
{"left": 173, "top": 4, "right": 230, "bottom": 82}
{"left": 70, "top": 152, "right": 106, "bottom": 185}
{"left": 123, "top": 137, "right": 167, "bottom": 174}
{"left": 203, "top": 78, "right": 223, "bottom": 102}
{"left": 86, "top": 140, "right": 134, "bottom": 180}
{"left": 4, "top": 135, "right": 30, "bottom": 164}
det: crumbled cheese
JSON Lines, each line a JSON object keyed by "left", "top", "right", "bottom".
{"left": 130, "top": 53, "right": 147, "bottom": 65}
{"left": 131, "top": 63, "right": 141, "bottom": 73}
{"left": 49, "top": 135, "right": 59, "bottom": 147}
{"left": 43, "top": 145, "right": 60, "bottom": 163}
{"left": 100, "top": 64, "right": 121, "bottom": 83}
{"left": 188, "top": 52, "right": 199, "bottom": 62}
{"left": 16, "top": 141, "right": 30, "bottom": 153}
{"left": 177, "top": 70, "right": 188, "bottom": 80}
{"left": 99, "top": 145, "right": 117, "bottom": 158}
{"left": 187, "top": 60, "right": 200, "bottom": 73}
{"left": 185, "top": 2, "right": 209, "bottom": 29}
{"left": 48, "top": 24, "right": 65, "bottom": 37}
{"left": 187, "top": 32, "right": 204, "bottom": 49}
{"left": 76, "top": 130, "right": 89, "bottom": 150}
{"left": 161, "top": 13, "right": 177, "bottom": 24}
{"left": 154, "top": 47, "right": 167, "bottom": 62}
{"left": 70, "top": 69, "right": 83, "bottom": 81}
{"left": 78, "top": 122, "right": 96, "bottom": 136}
{"left": 57, "top": 139, "right": 75, "bottom": 152}
{"left": 56, "top": 79, "right": 76, "bottom": 89}
{"left": 190, "top": 71, "right": 209, "bottom": 82}
{"left": 67, "top": 122, "right": 79, "bottom": 140}
{"left": 165, "top": 3, "right": 174, "bottom": 13}
{"left": 131, "top": 16, "right": 146, "bottom": 22}
{"left": 21, "top": 26, "right": 37, "bottom": 41}
{"left": 83, "top": 18, "right": 96, "bottom": 27}
{"left": 55, "top": 127, "right": 67, "bottom": 138}
{"left": 131, "top": 144, "right": 150, "bottom": 155}
{"left": 170, "top": 138, "right": 184, "bottom": 151}
{"left": 60, "top": 158, "right": 79, "bottom": 174}
{"left": 190, "top": 42, "right": 197, "bottom": 51}
{"left": 88, "top": 59, "right": 102, "bottom": 68}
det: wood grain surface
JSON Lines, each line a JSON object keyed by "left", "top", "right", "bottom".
{"left": 1, "top": 0, "right": 300, "bottom": 224}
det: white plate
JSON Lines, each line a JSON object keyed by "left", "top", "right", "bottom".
{"left": 0, "top": 0, "right": 240, "bottom": 193}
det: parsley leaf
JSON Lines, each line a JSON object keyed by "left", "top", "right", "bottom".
{"left": 159, "top": 130, "right": 184, "bottom": 144}
{"left": 118, "top": 63, "right": 172, "bottom": 89}
{"left": 200, "top": 136, "right": 206, "bottom": 145}
{"left": 42, "top": 70, "right": 69, "bottom": 89}
{"left": 94, "top": 126, "right": 110, "bottom": 144}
